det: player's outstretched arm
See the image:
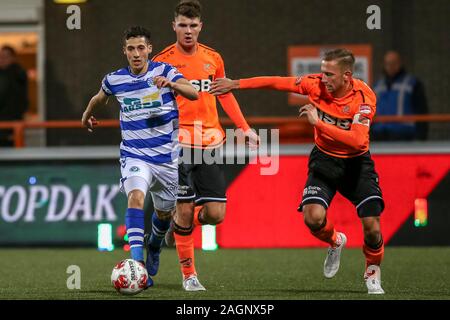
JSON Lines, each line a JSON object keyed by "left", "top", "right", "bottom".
{"left": 210, "top": 76, "right": 299, "bottom": 96}
{"left": 81, "top": 88, "right": 108, "bottom": 132}
{"left": 209, "top": 78, "right": 240, "bottom": 95}
{"left": 153, "top": 76, "right": 198, "bottom": 101}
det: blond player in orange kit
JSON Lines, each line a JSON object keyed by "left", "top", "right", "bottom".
{"left": 210, "top": 49, "right": 386, "bottom": 294}
{"left": 150, "top": 0, "right": 259, "bottom": 291}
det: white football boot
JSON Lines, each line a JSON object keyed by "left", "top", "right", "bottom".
{"left": 365, "top": 264, "right": 385, "bottom": 294}
{"left": 183, "top": 275, "right": 206, "bottom": 291}
{"left": 323, "top": 232, "right": 347, "bottom": 278}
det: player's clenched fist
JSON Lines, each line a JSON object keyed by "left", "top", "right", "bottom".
{"left": 153, "top": 76, "right": 173, "bottom": 89}
{"left": 299, "top": 104, "right": 319, "bottom": 126}
{"left": 81, "top": 113, "right": 98, "bottom": 133}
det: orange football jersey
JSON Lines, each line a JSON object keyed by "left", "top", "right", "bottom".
{"left": 153, "top": 43, "right": 226, "bottom": 149}
{"left": 239, "top": 74, "right": 376, "bottom": 158}
{"left": 298, "top": 74, "right": 376, "bottom": 157}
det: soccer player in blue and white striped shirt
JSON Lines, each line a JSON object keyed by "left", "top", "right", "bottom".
{"left": 82, "top": 26, "right": 198, "bottom": 288}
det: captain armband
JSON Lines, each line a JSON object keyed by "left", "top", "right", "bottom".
{"left": 353, "top": 104, "right": 373, "bottom": 127}
{"left": 353, "top": 113, "right": 371, "bottom": 127}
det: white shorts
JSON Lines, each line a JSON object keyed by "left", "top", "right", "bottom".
{"left": 120, "top": 157, "right": 178, "bottom": 212}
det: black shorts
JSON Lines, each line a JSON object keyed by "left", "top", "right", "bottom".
{"left": 298, "top": 146, "right": 384, "bottom": 217}
{"left": 177, "top": 147, "right": 227, "bottom": 205}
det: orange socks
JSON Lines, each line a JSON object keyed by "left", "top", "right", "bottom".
{"left": 310, "top": 218, "right": 338, "bottom": 247}
{"left": 174, "top": 206, "right": 205, "bottom": 279}
{"left": 310, "top": 217, "right": 384, "bottom": 270}
{"left": 363, "top": 239, "right": 384, "bottom": 268}
{"left": 174, "top": 231, "right": 196, "bottom": 279}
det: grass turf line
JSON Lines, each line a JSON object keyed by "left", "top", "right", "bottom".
{"left": 0, "top": 247, "right": 449, "bottom": 300}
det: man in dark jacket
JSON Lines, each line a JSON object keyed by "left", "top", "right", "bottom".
{"left": 371, "top": 50, "right": 428, "bottom": 141}
{"left": 0, "top": 45, "right": 29, "bottom": 146}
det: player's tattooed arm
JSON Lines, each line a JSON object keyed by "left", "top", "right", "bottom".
{"left": 153, "top": 76, "right": 198, "bottom": 101}
{"left": 82, "top": 88, "right": 108, "bottom": 132}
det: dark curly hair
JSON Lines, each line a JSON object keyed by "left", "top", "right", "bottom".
{"left": 123, "top": 26, "right": 151, "bottom": 45}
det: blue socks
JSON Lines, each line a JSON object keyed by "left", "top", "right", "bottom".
{"left": 125, "top": 209, "right": 170, "bottom": 263}
{"left": 125, "top": 208, "right": 145, "bottom": 262}
{"left": 149, "top": 211, "right": 171, "bottom": 249}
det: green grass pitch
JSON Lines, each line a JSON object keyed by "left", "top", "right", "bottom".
{"left": 0, "top": 247, "right": 449, "bottom": 300}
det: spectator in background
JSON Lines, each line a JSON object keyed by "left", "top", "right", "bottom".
{"left": 371, "top": 50, "right": 428, "bottom": 141}
{"left": 0, "top": 45, "right": 29, "bottom": 146}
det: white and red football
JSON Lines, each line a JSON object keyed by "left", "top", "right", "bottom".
{"left": 111, "top": 259, "right": 148, "bottom": 295}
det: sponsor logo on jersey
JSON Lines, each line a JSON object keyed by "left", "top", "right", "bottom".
{"left": 190, "top": 78, "right": 213, "bottom": 92}
{"left": 146, "top": 78, "right": 154, "bottom": 86}
{"left": 122, "top": 93, "right": 162, "bottom": 112}
{"left": 342, "top": 105, "right": 351, "bottom": 114}
{"left": 130, "top": 166, "right": 140, "bottom": 172}
{"left": 317, "top": 109, "right": 352, "bottom": 130}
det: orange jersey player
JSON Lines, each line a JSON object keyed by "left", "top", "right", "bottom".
{"left": 150, "top": 0, "right": 259, "bottom": 291}
{"left": 211, "top": 48, "right": 386, "bottom": 295}
{"left": 296, "top": 73, "right": 376, "bottom": 158}
{"left": 214, "top": 72, "right": 376, "bottom": 159}
{"left": 153, "top": 42, "right": 238, "bottom": 149}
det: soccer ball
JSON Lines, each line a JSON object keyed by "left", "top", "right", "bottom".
{"left": 111, "top": 259, "right": 148, "bottom": 295}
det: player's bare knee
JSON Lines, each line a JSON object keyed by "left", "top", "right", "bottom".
{"left": 127, "top": 190, "right": 145, "bottom": 209}
{"left": 206, "top": 211, "right": 225, "bottom": 225}
{"left": 361, "top": 216, "right": 381, "bottom": 245}
{"left": 363, "top": 226, "right": 381, "bottom": 245}
{"left": 203, "top": 203, "right": 226, "bottom": 225}
{"left": 175, "top": 202, "right": 194, "bottom": 226}
{"left": 304, "top": 216, "right": 325, "bottom": 231}
{"left": 303, "top": 204, "right": 326, "bottom": 230}
{"left": 155, "top": 209, "right": 173, "bottom": 221}
{"left": 361, "top": 216, "right": 380, "bottom": 231}
{"left": 178, "top": 203, "right": 194, "bottom": 219}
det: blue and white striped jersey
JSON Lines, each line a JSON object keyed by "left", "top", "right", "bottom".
{"left": 101, "top": 61, "right": 184, "bottom": 164}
